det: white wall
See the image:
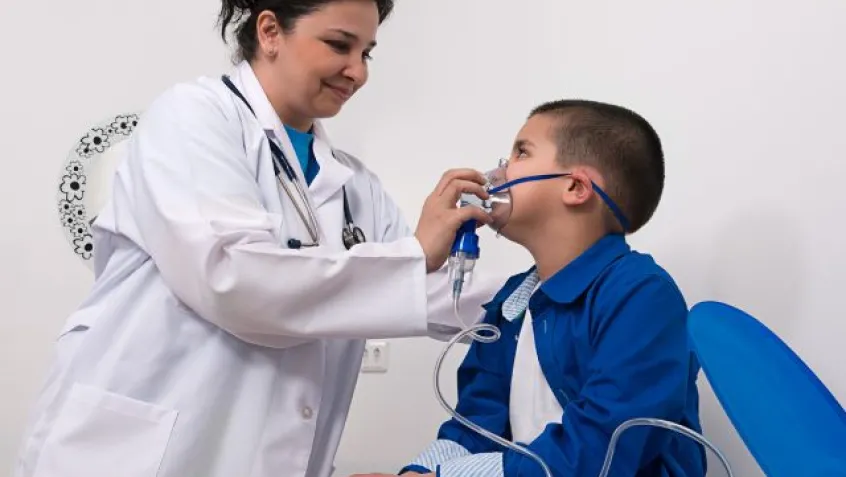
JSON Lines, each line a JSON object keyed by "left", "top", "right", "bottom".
{"left": 2, "top": 1, "right": 845, "bottom": 476}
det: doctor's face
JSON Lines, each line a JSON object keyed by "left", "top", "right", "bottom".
{"left": 265, "top": 0, "right": 379, "bottom": 125}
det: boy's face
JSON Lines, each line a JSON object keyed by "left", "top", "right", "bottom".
{"left": 497, "top": 114, "right": 597, "bottom": 242}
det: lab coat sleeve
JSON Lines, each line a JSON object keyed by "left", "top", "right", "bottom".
{"left": 501, "top": 274, "right": 697, "bottom": 477}
{"left": 370, "top": 173, "right": 502, "bottom": 338}
{"left": 126, "top": 83, "right": 437, "bottom": 348}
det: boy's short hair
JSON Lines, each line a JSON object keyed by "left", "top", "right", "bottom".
{"left": 529, "top": 100, "right": 664, "bottom": 233}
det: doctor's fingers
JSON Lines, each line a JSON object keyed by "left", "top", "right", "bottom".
{"left": 437, "top": 179, "right": 489, "bottom": 203}
{"left": 434, "top": 168, "right": 488, "bottom": 197}
{"left": 453, "top": 204, "right": 492, "bottom": 226}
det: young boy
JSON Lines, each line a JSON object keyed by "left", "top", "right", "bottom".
{"left": 398, "top": 100, "right": 706, "bottom": 477}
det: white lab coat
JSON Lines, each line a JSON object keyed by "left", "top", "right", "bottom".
{"left": 14, "top": 62, "right": 500, "bottom": 477}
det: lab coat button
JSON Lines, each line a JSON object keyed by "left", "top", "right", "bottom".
{"left": 302, "top": 406, "right": 314, "bottom": 419}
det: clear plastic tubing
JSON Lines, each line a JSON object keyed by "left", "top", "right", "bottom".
{"left": 433, "top": 300, "right": 554, "bottom": 477}
{"left": 597, "top": 418, "right": 734, "bottom": 477}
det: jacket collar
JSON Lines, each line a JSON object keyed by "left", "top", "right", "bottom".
{"left": 540, "top": 233, "right": 630, "bottom": 304}
{"left": 232, "top": 61, "right": 353, "bottom": 208}
{"left": 482, "top": 234, "right": 630, "bottom": 312}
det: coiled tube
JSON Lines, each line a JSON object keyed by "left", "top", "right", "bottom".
{"left": 432, "top": 297, "right": 554, "bottom": 477}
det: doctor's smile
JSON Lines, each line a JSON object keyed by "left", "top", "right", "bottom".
{"left": 323, "top": 81, "right": 355, "bottom": 101}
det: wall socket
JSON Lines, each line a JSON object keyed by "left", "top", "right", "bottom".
{"left": 361, "top": 341, "right": 389, "bottom": 373}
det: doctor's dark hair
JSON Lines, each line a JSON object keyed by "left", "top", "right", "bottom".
{"left": 219, "top": 0, "right": 395, "bottom": 61}
{"left": 529, "top": 100, "right": 665, "bottom": 233}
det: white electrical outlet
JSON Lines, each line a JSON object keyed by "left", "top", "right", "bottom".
{"left": 361, "top": 341, "right": 389, "bottom": 373}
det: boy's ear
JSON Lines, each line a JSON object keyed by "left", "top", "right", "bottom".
{"left": 561, "top": 170, "right": 594, "bottom": 206}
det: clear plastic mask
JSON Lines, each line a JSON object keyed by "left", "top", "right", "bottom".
{"left": 458, "top": 159, "right": 513, "bottom": 233}
{"left": 482, "top": 162, "right": 512, "bottom": 232}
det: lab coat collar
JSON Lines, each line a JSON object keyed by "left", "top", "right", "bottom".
{"left": 235, "top": 60, "right": 284, "bottom": 132}
{"left": 233, "top": 61, "right": 353, "bottom": 208}
{"left": 540, "top": 233, "right": 630, "bottom": 304}
{"left": 482, "top": 233, "right": 630, "bottom": 312}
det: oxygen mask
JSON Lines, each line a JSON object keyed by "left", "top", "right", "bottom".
{"left": 457, "top": 158, "right": 513, "bottom": 234}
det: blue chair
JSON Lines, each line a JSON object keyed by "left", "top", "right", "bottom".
{"left": 687, "top": 301, "right": 846, "bottom": 476}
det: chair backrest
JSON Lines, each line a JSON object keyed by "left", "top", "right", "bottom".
{"left": 57, "top": 113, "right": 140, "bottom": 268}
{"left": 687, "top": 301, "right": 846, "bottom": 477}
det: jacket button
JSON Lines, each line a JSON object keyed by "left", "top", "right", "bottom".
{"left": 302, "top": 406, "right": 314, "bottom": 419}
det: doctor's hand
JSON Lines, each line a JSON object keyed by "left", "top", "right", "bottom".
{"left": 415, "top": 168, "right": 492, "bottom": 273}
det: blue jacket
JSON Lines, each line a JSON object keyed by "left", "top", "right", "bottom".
{"left": 401, "top": 234, "right": 706, "bottom": 477}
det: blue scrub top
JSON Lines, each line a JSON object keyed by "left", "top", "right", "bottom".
{"left": 284, "top": 124, "right": 319, "bottom": 185}
{"left": 402, "top": 234, "right": 707, "bottom": 477}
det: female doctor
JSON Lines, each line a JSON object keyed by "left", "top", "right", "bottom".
{"left": 14, "top": 1, "right": 500, "bottom": 476}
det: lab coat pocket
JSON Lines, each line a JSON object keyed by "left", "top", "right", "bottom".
{"left": 33, "top": 383, "right": 177, "bottom": 477}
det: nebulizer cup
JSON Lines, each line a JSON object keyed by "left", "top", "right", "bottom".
{"left": 448, "top": 162, "right": 513, "bottom": 306}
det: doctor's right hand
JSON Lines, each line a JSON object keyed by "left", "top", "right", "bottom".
{"left": 415, "top": 168, "right": 492, "bottom": 273}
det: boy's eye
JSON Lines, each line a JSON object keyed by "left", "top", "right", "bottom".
{"left": 514, "top": 147, "right": 529, "bottom": 159}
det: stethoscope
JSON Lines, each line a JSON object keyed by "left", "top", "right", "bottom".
{"left": 221, "top": 75, "right": 366, "bottom": 250}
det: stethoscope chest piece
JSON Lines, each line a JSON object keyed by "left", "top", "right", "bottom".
{"left": 342, "top": 224, "right": 366, "bottom": 250}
